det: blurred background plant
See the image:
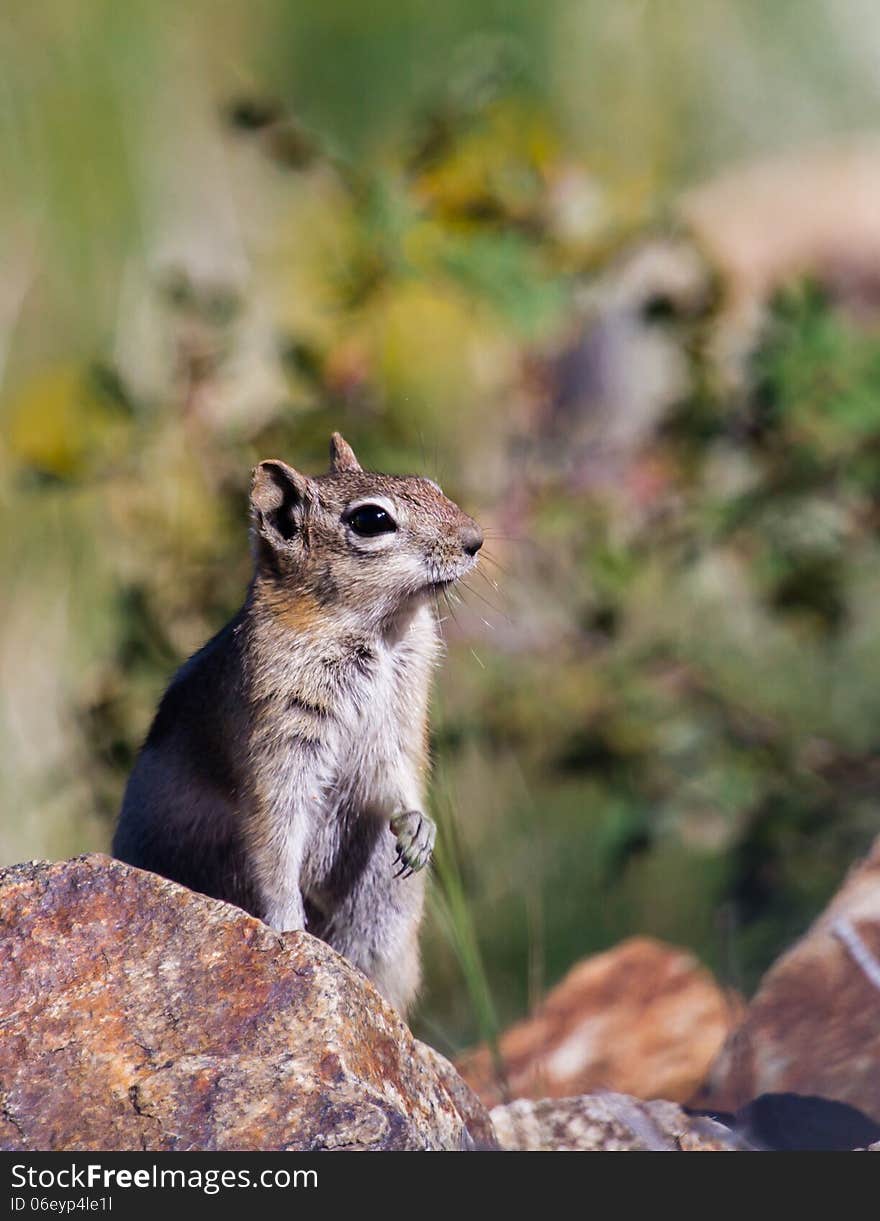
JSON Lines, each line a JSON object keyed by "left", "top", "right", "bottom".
{"left": 6, "top": 0, "right": 880, "bottom": 1056}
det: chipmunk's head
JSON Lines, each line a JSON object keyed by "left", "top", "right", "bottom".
{"left": 250, "top": 434, "right": 482, "bottom": 625}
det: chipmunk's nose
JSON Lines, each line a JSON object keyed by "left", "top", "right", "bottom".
{"left": 460, "top": 522, "right": 483, "bottom": 556}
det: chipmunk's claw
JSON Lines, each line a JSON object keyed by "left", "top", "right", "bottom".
{"left": 390, "top": 810, "right": 435, "bottom": 878}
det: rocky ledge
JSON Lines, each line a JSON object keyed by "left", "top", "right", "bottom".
{"left": 0, "top": 854, "right": 494, "bottom": 1151}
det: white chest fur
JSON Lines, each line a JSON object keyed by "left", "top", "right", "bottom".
{"left": 336, "top": 601, "right": 438, "bottom": 813}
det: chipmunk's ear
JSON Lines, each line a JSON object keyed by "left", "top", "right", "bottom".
{"left": 329, "top": 432, "right": 362, "bottom": 474}
{"left": 250, "top": 459, "right": 310, "bottom": 545}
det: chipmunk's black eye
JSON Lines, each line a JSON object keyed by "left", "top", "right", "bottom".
{"left": 346, "top": 504, "right": 397, "bottom": 537}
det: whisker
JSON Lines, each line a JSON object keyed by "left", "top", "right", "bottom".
{"left": 479, "top": 550, "right": 511, "bottom": 577}
{"left": 475, "top": 565, "right": 503, "bottom": 594}
{"left": 481, "top": 532, "right": 528, "bottom": 545}
{"left": 469, "top": 648, "right": 486, "bottom": 669}
{"left": 432, "top": 591, "right": 450, "bottom": 638}
{"left": 459, "top": 579, "right": 511, "bottom": 622}
{"left": 441, "top": 587, "right": 463, "bottom": 633}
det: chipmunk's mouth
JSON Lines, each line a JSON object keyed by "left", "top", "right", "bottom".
{"left": 422, "top": 548, "right": 479, "bottom": 595}
{"left": 425, "top": 558, "right": 478, "bottom": 593}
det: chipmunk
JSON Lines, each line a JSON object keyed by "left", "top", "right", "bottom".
{"left": 112, "top": 433, "right": 482, "bottom": 1013}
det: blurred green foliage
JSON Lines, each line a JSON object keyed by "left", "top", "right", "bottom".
{"left": 4, "top": 1, "right": 880, "bottom": 1056}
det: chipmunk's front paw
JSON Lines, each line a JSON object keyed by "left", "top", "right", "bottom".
{"left": 390, "top": 810, "right": 436, "bottom": 879}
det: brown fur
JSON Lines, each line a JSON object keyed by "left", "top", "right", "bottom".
{"left": 113, "top": 434, "right": 482, "bottom": 1012}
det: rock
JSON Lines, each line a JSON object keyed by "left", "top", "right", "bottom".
{"left": 698, "top": 834, "right": 880, "bottom": 1122}
{"left": 679, "top": 141, "right": 880, "bottom": 378}
{"left": 415, "top": 1041, "right": 499, "bottom": 1150}
{"left": 457, "top": 937, "right": 739, "bottom": 1108}
{"left": 490, "top": 1093, "right": 741, "bottom": 1151}
{"left": 0, "top": 854, "right": 495, "bottom": 1151}
{"left": 681, "top": 141, "right": 880, "bottom": 321}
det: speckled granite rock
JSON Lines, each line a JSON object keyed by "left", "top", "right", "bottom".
{"left": 697, "top": 833, "right": 880, "bottom": 1123}
{"left": 0, "top": 854, "right": 494, "bottom": 1151}
{"left": 458, "top": 937, "right": 739, "bottom": 1107}
{"left": 490, "top": 1094, "right": 742, "bottom": 1151}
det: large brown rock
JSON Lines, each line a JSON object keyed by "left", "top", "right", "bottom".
{"left": 457, "top": 937, "right": 738, "bottom": 1108}
{"left": 698, "top": 834, "right": 880, "bottom": 1122}
{"left": 0, "top": 855, "right": 494, "bottom": 1151}
{"left": 490, "top": 1094, "right": 741, "bottom": 1151}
